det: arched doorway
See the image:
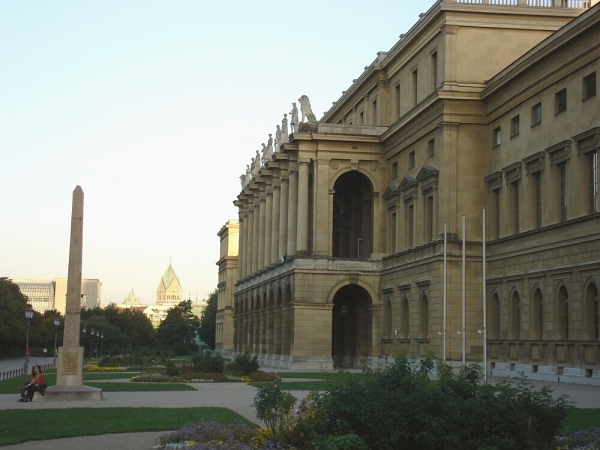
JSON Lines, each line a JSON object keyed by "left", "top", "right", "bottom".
{"left": 331, "top": 284, "right": 372, "bottom": 368}
{"left": 332, "top": 172, "right": 374, "bottom": 258}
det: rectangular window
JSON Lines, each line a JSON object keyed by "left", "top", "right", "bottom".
{"left": 391, "top": 212, "right": 397, "bottom": 253}
{"left": 392, "top": 162, "right": 398, "bottom": 179}
{"left": 428, "top": 138, "right": 435, "bottom": 157}
{"left": 511, "top": 115, "right": 520, "bottom": 137}
{"left": 372, "top": 99, "right": 377, "bottom": 125}
{"left": 583, "top": 72, "right": 596, "bottom": 100}
{"left": 511, "top": 181, "right": 520, "bottom": 234}
{"left": 493, "top": 127, "right": 501, "bottom": 147}
{"left": 395, "top": 84, "right": 401, "bottom": 119}
{"left": 408, "top": 204, "right": 414, "bottom": 248}
{"left": 430, "top": 52, "right": 438, "bottom": 92}
{"left": 532, "top": 103, "right": 542, "bottom": 126}
{"left": 555, "top": 89, "right": 567, "bottom": 115}
{"left": 412, "top": 69, "right": 418, "bottom": 106}
{"left": 590, "top": 150, "right": 598, "bottom": 214}
{"left": 426, "top": 195, "right": 434, "bottom": 241}
{"left": 560, "top": 163, "right": 568, "bottom": 222}
{"left": 390, "top": 212, "right": 396, "bottom": 253}
{"left": 492, "top": 188, "right": 500, "bottom": 239}
{"left": 534, "top": 172, "right": 542, "bottom": 229}
{"left": 409, "top": 151, "right": 415, "bottom": 168}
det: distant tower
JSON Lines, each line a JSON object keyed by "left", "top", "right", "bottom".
{"left": 156, "top": 263, "right": 183, "bottom": 305}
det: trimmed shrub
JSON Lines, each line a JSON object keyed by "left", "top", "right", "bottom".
{"left": 192, "top": 352, "right": 225, "bottom": 373}
{"left": 226, "top": 352, "right": 260, "bottom": 376}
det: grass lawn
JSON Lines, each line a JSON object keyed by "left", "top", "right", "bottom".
{"left": 0, "top": 373, "right": 193, "bottom": 394}
{"left": 562, "top": 409, "right": 600, "bottom": 432}
{"left": 0, "top": 407, "right": 253, "bottom": 446}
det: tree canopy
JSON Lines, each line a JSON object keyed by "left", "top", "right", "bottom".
{"left": 156, "top": 300, "right": 200, "bottom": 355}
{"left": 199, "top": 290, "right": 217, "bottom": 349}
{"left": 0, "top": 277, "right": 29, "bottom": 354}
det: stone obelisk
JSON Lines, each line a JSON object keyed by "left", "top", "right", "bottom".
{"left": 42, "top": 186, "right": 102, "bottom": 401}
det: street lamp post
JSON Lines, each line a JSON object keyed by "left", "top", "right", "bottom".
{"left": 100, "top": 332, "right": 104, "bottom": 358}
{"left": 91, "top": 328, "right": 96, "bottom": 358}
{"left": 53, "top": 316, "right": 61, "bottom": 365}
{"left": 82, "top": 325, "right": 87, "bottom": 360}
{"left": 24, "top": 305, "right": 33, "bottom": 374}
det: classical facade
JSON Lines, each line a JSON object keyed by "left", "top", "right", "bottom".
{"left": 224, "top": 0, "right": 599, "bottom": 382}
{"left": 216, "top": 220, "right": 239, "bottom": 354}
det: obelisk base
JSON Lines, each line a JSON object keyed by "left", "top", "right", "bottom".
{"left": 34, "top": 385, "right": 103, "bottom": 402}
{"left": 56, "top": 346, "right": 85, "bottom": 387}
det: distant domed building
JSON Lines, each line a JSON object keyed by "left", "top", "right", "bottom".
{"left": 156, "top": 263, "right": 183, "bottom": 306}
{"left": 117, "top": 289, "right": 146, "bottom": 312}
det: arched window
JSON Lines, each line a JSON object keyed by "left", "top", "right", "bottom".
{"left": 332, "top": 172, "right": 374, "bottom": 258}
{"left": 384, "top": 298, "right": 392, "bottom": 339}
{"left": 489, "top": 293, "right": 500, "bottom": 339}
{"left": 401, "top": 296, "right": 409, "bottom": 338}
{"left": 584, "top": 283, "right": 599, "bottom": 340}
{"left": 557, "top": 286, "right": 569, "bottom": 340}
{"left": 510, "top": 291, "right": 520, "bottom": 340}
{"left": 531, "top": 289, "right": 544, "bottom": 340}
{"left": 420, "top": 294, "right": 429, "bottom": 339}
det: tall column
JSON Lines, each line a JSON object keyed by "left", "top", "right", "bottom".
{"left": 264, "top": 186, "right": 273, "bottom": 267}
{"left": 279, "top": 173, "right": 289, "bottom": 258}
{"left": 271, "top": 181, "right": 281, "bottom": 264}
{"left": 251, "top": 193, "right": 259, "bottom": 274}
{"left": 287, "top": 164, "right": 298, "bottom": 256}
{"left": 243, "top": 208, "right": 250, "bottom": 278}
{"left": 258, "top": 187, "right": 266, "bottom": 270}
{"left": 236, "top": 205, "right": 245, "bottom": 279}
{"left": 296, "top": 159, "right": 310, "bottom": 255}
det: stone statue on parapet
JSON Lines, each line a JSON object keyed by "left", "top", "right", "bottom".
{"left": 240, "top": 174, "right": 246, "bottom": 190}
{"left": 298, "top": 95, "right": 317, "bottom": 122}
{"left": 282, "top": 114, "right": 289, "bottom": 142}
{"left": 266, "top": 134, "right": 273, "bottom": 160}
{"left": 260, "top": 145, "right": 267, "bottom": 166}
{"left": 290, "top": 103, "right": 299, "bottom": 134}
{"left": 275, "top": 125, "right": 284, "bottom": 151}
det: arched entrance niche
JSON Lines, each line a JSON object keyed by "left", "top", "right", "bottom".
{"left": 331, "top": 284, "right": 372, "bottom": 368}
{"left": 332, "top": 171, "right": 374, "bottom": 258}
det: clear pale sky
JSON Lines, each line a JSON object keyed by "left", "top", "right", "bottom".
{"left": 0, "top": 1, "right": 430, "bottom": 306}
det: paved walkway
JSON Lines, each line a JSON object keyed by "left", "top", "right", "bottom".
{"left": 1, "top": 358, "right": 599, "bottom": 449}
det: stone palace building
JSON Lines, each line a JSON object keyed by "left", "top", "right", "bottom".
{"left": 217, "top": 0, "right": 599, "bottom": 383}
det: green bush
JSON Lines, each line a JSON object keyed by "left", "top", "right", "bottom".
{"left": 253, "top": 354, "right": 572, "bottom": 450}
{"left": 313, "top": 354, "right": 572, "bottom": 450}
{"left": 226, "top": 352, "right": 259, "bottom": 376}
{"left": 165, "top": 360, "right": 180, "bottom": 376}
{"left": 191, "top": 352, "right": 224, "bottom": 374}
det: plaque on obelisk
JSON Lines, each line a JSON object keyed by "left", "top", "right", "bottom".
{"left": 41, "top": 186, "right": 102, "bottom": 401}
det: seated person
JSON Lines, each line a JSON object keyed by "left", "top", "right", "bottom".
{"left": 19, "top": 365, "right": 46, "bottom": 402}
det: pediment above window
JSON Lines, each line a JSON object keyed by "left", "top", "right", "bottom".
{"left": 523, "top": 151, "right": 546, "bottom": 175}
{"left": 417, "top": 166, "right": 439, "bottom": 193}
{"left": 399, "top": 177, "right": 418, "bottom": 202}
{"left": 545, "top": 140, "right": 571, "bottom": 166}
{"left": 503, "top": 162, "right": 522, "bottom": 185}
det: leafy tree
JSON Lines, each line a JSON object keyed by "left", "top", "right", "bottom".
{"left": 198, "top": 289, "right": 217, "bottom": 349}
{"left": 156, "top": 300, "right": 199, "bottom": 355}
{"left": 0, "top": 277, "right": 29, "bottom": 354}
{"left": 81, "top": 304, "right": 155, "bottom": 356}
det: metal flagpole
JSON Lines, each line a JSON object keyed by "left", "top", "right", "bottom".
{"left": 483, "top": 208, "right": 487, "bottom": 383}
{"left": 443, "top": 222, "right": 447, "bottom": 363}
{"left": 462, "top": 215, "right": 466, "bottom": 366}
